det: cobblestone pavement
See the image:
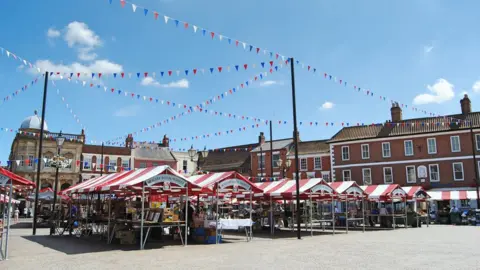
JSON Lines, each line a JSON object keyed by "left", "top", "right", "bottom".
{"left": 2, "top": 224, "right": 479, "bottom": 270}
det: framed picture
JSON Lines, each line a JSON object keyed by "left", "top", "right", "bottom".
{"left": 153, "top": 212, "right": 161, "bottom": 223}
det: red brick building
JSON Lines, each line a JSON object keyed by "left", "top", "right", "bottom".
{"left": 250, "top": 132, "right": 331, "bottom": 181}
{"left": 328, "top": 95, "right": 480, "bottom": 192}
{"left": 131, "top": 135, "right": 177, "bottom": 170}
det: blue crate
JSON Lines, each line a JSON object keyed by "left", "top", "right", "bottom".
{"left": 205, "top": 235, "right": 222, "bottom": 244}
{"left": 194, "top": 228, "right": 205, "bottom": 236}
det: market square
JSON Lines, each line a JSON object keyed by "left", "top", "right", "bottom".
{"left": 1, "top": 1, "right": 480, "bottom": 269}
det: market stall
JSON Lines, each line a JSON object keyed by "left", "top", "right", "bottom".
{"left": 0, "top": 167, "right": 36, "bottom": 260}
{"left": 329, "top": 181, "right": 366, "bottom": 233}
{"left": 62, "top": 166, "right": 205, "bottom": 249}
{"left": 360, "top": 184, "right": 408, "bottom": 229}
{"left": 402, "top": 186, "right": 430, "bottom": 227}
{"left": 426, "top": 189, "right": 478, "bottom": 225}
{"left": 189, "top": 171, "right": 264, "bottom": 244}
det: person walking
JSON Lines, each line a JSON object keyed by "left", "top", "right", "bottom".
{"left": 14, "top": 208, "right": 20, "bottom": 224}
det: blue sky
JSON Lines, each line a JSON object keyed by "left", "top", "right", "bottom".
{"left": 1, "top": 0, "right": 480, "bottom": 163}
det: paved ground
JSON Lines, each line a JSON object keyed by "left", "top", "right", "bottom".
{"left": 1, "top": 222, "right": 479, "bottom": 270}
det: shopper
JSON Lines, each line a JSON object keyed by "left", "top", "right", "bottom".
{"left": 14, "top": 208, "right": 20, "bottom": 224}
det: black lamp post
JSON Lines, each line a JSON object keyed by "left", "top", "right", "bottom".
{"left": 188, "top": 145, "right": 197, "bottom": 162}
{"left": 50, "top": 130, "right": 65, "bottom": 235}
{"left": 276, "top": 158, "right": 292, "bottom": 179}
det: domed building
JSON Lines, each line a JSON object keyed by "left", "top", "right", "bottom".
{"left": 9, "top": 111, "right": 85, "bottom": 191}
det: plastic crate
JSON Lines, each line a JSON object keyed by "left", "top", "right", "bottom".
{"left": 205, "top": 235, "right": 222, "bottom": 244}
{"left": 194, "top": 228, "right": 205, "bottom": 236}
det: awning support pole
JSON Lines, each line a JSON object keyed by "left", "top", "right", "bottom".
{"left": 215, "top": 185, "right": 219, "bottom": 245}
{"left": 250, "top": 191, "right": 253, "bottom": 241}
{"left": 5, "top": 181, "right": 13, "bottom": 259}
{"left": 405, "top": 197, "right": 408, "bottom": 229}
{"left": 392, "top": 200, "right": 395, "bottom": 230}
{"left": 309, "top": 194, "right": 313, "bottom": 237}
{"left": 362, "top": 196, "right": 365, "bottom": 233}
{"left": 184, "top": 183, "right": 188, "bottom": 246}
{"left": 345, "top": 196, "right": 348, "bottom": 234}
{"left": 332, "top": 194, "right": 335, "bottom": 236}
{"left": 140, "top": 183, "right": 145, "bottom": 250}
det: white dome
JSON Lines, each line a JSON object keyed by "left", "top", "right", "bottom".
{"left": 20, "top": 110, "right": 48, "bottom": 131}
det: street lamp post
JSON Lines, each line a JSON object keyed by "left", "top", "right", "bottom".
{"left": 188, "top": 145, "right": 196, "bottom": 162}
{"left": 50, "top": 130, "right": 65, "bottom": 235}
{"left": 276, "top": 158, "right": 292, "bottom": 179}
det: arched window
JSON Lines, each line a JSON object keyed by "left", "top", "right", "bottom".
{"left": 60, "top": 183, "right": 71, "bottom": 190}
{"left": 63, "top": 152, "right": 74, "bottom": 169}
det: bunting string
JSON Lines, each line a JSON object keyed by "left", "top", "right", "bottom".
{"left": 52, "top": 81, "right": 89, "bottom": 133}
{"left": 0, "top": 75, "right": 42, "bottom": 106}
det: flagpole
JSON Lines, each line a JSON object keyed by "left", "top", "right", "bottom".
{"left": 33, "top": 71, "right": 49, "bottom": 236}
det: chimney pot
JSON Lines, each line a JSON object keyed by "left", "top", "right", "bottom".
{"left": 259, "top": 132, "right": 265, "bottom": 145}
{"left": 390, "top": 102, "right": 402, "bottom": 122}
{"left": 460, "top": 94, "right": 471, "bottom": 115}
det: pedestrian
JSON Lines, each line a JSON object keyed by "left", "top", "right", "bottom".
{"left": 14, "top": 207, "right": 20, "bottom": 224}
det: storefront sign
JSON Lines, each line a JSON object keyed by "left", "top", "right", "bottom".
{"left": 218, "top": 179, "right": 251, "bottom": 191}
{"left": 0, "top": 174, "right": 9, "bottom": 186}
{"left": 145, "top": 174, "right": 187, "bottom": 188}
{"left": 391, "top": 188, "right": 406, "bottom": 197}
{"left": 310, "top": 185, "right": 333, "bottom": 194}
{"left": 345, "top": 186, "right": 363, "bottom": 195}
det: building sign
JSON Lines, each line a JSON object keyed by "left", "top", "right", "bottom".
{"left": 391, "top": 188, "right": 407, "bottom": 197}
{"left": 145, "top": 174, "right": 187, "bottom": 188}
{"left": 310, "top": 184, "right": 333, "bottom": 194}
{"left": 417, "top": 166, "right": 427, "bottom": 178}
{"left": 218, "top": 179, "right": 251, "bottom": 191}
{"left": 0, "top": 174, "right": 9, "bottom": 186}
{"left": 345, "top": 186, "right": 363, "bottom": 195}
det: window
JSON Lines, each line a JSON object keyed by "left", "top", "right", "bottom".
{"left": 300, "top": 158, "right": 307, "bottom": 171}
{"left": 361, "top": 144, "right": 370, "bottom": 159}
{"left": 83, "top": 157, "right": 91, "bottom": 170}
{"left": 450, "top": 136, "right": 461, "bottom": 152}
{"left": 406, "top": 166, "right": 416, "bottom": 183}
{"left": 152, "top": 163, "right": 159, "bottom": 167}
{"left": 452, "top": 162, "right": 464, "bottom": 181}
{"left": 182, "top": 160, "right": 188, "bottom": 171}
{"left": 122, "top": 159, "right": 129, "bottom": 170}
{"left": 341, "top": 146, "right": 350, "bottom": 161}
{"left": 460, "top": 199, "right": 470, "bottom": 208}
{"left": 382, "top": 142, "right": 391, "bottom": 158}
{"left": 427, "top": 138, "right": 437, "bottom": 154}
{"left": 28, "top": 155, "right": 34, "bottom": 168}
{"left": 272, "top": 154, "right": 280, "bottom": 168}
{"left": 362, "top": 168, "right": 372, "bottom": 185}
{"left": 342, "top": 170, "right": 351, "bottom": 181}
{"left": 429, "top": 164, "right": 440, "bottom": 182}
{"left": 404, "top": 140, "right": 414, "bottom": 156}
{"left": 314, "top": 157, "right": 322, "bottom": 170}
{"left": 383, "top": 167, "right": 393, "bottom": 184}
{"left": 17, "top": 155, "right": 24, "bottom": 167}
{"left": 476, "top": 134, "right": 480, "bottom": 150}
{"left": 257, "top": 155, "right": 265, "bottom": 171}
{"left": 64, "top": 153, "right": 73, "bottom": 169}
{"left": 321, "top": 171, "right": 330, "bottom": 182}
{"left": 139, "top": 162, "right": 147, "bottom": 168}
{"left": 109, "top": 161, "right": 117, "bottom": 172}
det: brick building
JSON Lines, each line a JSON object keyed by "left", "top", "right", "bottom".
{"left": 286, "top": 140, "right": 331, "bottom": 180}
{"left": 197, "top": 143, "right": 258, "bottom": 175}
{"left": 131, "top": 135, "right": 177, "bottom": 170}
{"left": 328, "top": 95, "right": 480, "bottom": 195}
{"left": 250, "top": 132, "right": 293, "bottom": 180}
{"left": 80, "top": 143, "right": 131, "bottom": 181}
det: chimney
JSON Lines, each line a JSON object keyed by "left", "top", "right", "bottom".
{"left": 258, "top": 132, "right": 265, "bottom": 145}
{"left": 460, "top": 94, "right": 471, "bottom": 115}
{"left": 125, "top": 134, "right": 133, "bottom": 148}
{"left": 390, "top": 102, "right": 402, "bottom": 122}
{"left": 162, "top": 134, "right": 170, "bottom": 148}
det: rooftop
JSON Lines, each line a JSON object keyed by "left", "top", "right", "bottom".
{"left": 132, "top": 146, "right": 176, "bottom": 161}
{"left": 83, "top": 144, "right": 131, "bottom": 156}
{"left": 251, "top": 138, "right": 293, "bottom": 152}
{"left": 294, "top": 140, "right": 330, "bottom": 155}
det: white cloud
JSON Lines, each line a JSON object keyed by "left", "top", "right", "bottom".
{"left": 141, "top": 77, "right": 189, "bottom": 88}
{"left": 259, "top": 80, "right": 283, "bottom": 87}
{"left": 320, "top": 101, "right": 334, "bottom": 110}
{"left": 114, "top": 105, "right": 140, "bottom": 117}
{"left": 472, "top": 81, "right": 480, "bottom": 93}
{"left": 29, "top": 59, "right": 123, "bottom": 78}
{"left": 413, "top": 78, "right": 455, "bottom": 105}
{"left": 16, "top": 65, "right": 25, "bottom": 71}
{"left": 63, "top": 21, "right": 102, "bottom": 61}
{"left": 424, "top": 45, "right": 434, "bottom": 54}
{"left": 47, "top": 27, "right": 61, "bottom": 38}
{"left": 78, "top": 48, "right": 98, "bottom": 61}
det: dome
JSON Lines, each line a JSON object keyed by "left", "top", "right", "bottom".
{"left": 20, "top": 110, "right": 48, "bottom": 131}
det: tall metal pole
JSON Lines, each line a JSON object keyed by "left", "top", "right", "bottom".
{"left": 100, "top": 142, "right": 104, "bottom": 176}
{"left": 50, "top": 130, "right": 61, "bottom": 235}
{"left": 290, "top": 57, "right": 301, "bottom": 240}
{"left": 260, "top": 147, "right": 264, "bottom": 180}
{"left": 469, "top": 126, "right": 480, "bottom": 208}
{"left": 33, "top": 72, "right": 49, "bottom": 235}
{"left": 269, "top": 121, "right": 274, "bottom": 180}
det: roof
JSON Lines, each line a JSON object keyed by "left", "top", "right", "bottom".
{"left": 328, "top": 112, "right": 480, "bottom": 143}
{"left": 293, "top": 140, "right": 329, "bottom": 155}
{"left": 20, "top": 110, "right": 48, "bottom": 131}
{"left": 132, "top": 146, "right": 176, "bottom": 161}
{"left": 251, "top": 138, "right": 293, "bottom": 152}
{"left": 200, "top": 143, "right": 257, "bottom": 172}
{"left": 83, "top": 144, "right": 131, "bottom": 156}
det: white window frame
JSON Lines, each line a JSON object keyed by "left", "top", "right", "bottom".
{"left": 429, "top": 164, "right": 440, "bottom": 182}
{"left": 258, "top": 155, "right": 265, "bottom": 170}
{"left": 321, "top": 171, "right": 330, "bottom": 182}
{"left": 404, "top": 140, "right": 414, "bottom": 156}
{"left": 361, "top": 144, "right": 370, "bottom": 159}
{"left": 182, "top": 160, "right": 188, "bottom": 171}
{"left": 427, "top": 138, "right": 437, "bottom": 154}
{"left": 314, "top": 157, "right": 322, "bottom": 170}
{"left": 139, "top": 162, "right": 147, "bottom": 169}
{"left": 476, "top": 134, "right": 480, "bottom": 151}
{"left": 452, "top": 162, "right": 464, "bottom": 181}
{"left": 28, "top": 155, "right": 34, "bottom": 168}
{"left": 83, "top": 157, "right": 92, "bottom": 170}
{"left": 342, "top": 170, "right": 352, "bottom": 181}
{"left": 405, "top": 165, "right": 416, "bottom": 184}
{"left": 362, "top": 168, "right": 372, "bottom": 185}
{"left": 341, "top": 146, "right": 350, "bottom": 161}
{"left": 300, "top": 158, "right": 307, "bottom": 171}
{"left": 450, "top": 136, "right": 461, "bottom": 152}
{"left": 109, "top": 161, "right": 117, "bottom": 172}
{"left": 383, "top": 167, "right": 393, "bottom": 184}
{"left": 382, "top": 142, "right": 391, "bottom": 158}
{"left": 272, "top": 154, "right": 280, "bottom": 168}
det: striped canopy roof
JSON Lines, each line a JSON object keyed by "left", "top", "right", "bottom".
{"left": 360, "top": 184, "right": 406, "bottom": 200}
{"left": 427, "top": 190, "right": 477, "bottom": 201}
{"left": 188, "top": 171, "right": 263, "bottom": 194}
{"left": 402, "top": 186, "right": 430, "bottom": 200}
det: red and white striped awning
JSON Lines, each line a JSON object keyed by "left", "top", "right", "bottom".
{"left": 189, "top": 171, "right": 263, "bottom": 194}
{"left": 63, "top": 172, "right": 125, "bottom": 194}
{"left": 427, "top": 190, "right": 478, "bottom": 200}
{"left": 329, "top": 181, "right": 364, "bottom": 197}
{"left": 360, "top": 184, "right": 406, "bottom": 200}
{"left": 0, "top": 194, "right": 20, "bottom": 204}
{"left": 267, "top": 178, "right": 336, "bottom": 198}
{"left": 402, "top": 186, "right": 430, "bottom": 200}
